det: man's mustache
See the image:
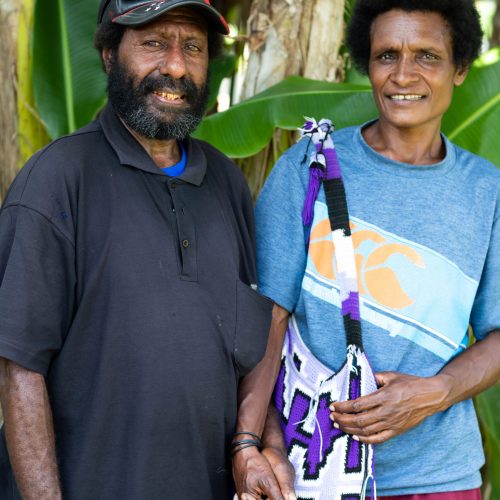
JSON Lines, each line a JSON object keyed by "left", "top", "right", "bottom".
{"left": 138, "top": 75, "right": 200, "bottom": 100}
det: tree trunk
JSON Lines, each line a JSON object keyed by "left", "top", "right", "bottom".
{"left": 0, "top": 0, "right": 20, "bottom": 203}
{"left": 238, "top": 0, "right": 346, "bottom": 198}
{"left": 241, "top": 0, "right": 345, "bottom": 100}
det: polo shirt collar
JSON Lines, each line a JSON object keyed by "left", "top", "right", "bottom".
{"left": 99, "top": 103, "right": 207, "bottom": 186}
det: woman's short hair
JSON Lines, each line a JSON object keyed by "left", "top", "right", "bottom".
{"left": 347, "top": 0, "right": 483, "bottom": 74}
{"left": 94, "top": 21, "right": 222, "bottom": 68}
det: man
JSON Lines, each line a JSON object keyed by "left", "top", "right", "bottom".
{"left": 0, "top": 1, "right": 272, "bottom": 499}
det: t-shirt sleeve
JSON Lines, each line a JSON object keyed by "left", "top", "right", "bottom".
{"left": 0, "top": 205, "right": 76, "bottom": 375}
{"left": 255, "top": 146, "right": 308, "bottom": 313}
{"left": 470, "top": 212, "right": 500, "bottom": 340}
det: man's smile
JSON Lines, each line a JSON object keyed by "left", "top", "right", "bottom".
{"left": 152, "top": 90, "right": 186, "bottom": 104}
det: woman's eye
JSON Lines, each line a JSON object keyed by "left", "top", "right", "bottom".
{"left": 379, "top": 52, "right": 396, "bottom": 62}
{"left": 421, "top": 52, "right": 438, "bottom": 61}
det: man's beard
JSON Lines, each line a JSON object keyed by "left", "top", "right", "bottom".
{"left": 106, "top": 57, "right": 210, "bottom": 141}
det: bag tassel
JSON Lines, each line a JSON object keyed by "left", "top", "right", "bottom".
{"left": 299, "top": 118, "right": 332, "bottom": 238}
{"left": 302, "top": 165, "right": 324, "bottom": 230}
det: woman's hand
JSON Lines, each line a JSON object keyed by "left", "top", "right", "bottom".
{"left": 262, "top": 446, "right": 296, "bottom": 500}
{"left": 330, "top": 371, "right": 450, "bottom": 444}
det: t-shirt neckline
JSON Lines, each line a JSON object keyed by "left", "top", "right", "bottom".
{"left": 353, "top": 121, "right": 457, "bottom": 178}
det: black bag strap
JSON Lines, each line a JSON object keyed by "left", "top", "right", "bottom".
{"left": 300, "top": 118, "right": 363, "bottom": 350}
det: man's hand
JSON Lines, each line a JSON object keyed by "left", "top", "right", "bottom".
{"left": 330, "top": 371, "right": 449, "bottom": 444}
{"left": 232, "top": 445, "right": 287, "bottom": 500}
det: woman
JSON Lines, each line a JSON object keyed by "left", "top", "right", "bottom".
{"left": 232, "top": 1, "right": 500, "bottom": 499}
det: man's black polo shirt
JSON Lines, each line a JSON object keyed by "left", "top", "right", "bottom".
{"left": 0, "top": 105, "right": 272, "bottom": 499}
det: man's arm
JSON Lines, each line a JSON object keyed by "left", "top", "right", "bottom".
{"left": 331, "top": 330, "right": 500, "bottom": 444}
{"left": 0, "top": 358, "right": 62, "bottom": 499}
{"left": 232, "top": 304, "right": 294, "bottom": 500}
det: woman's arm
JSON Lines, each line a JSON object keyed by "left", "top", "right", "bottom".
{"left": 232, "top": 304, "right": 293, "bottom": 500}
{"left": 235, "top": 305, "right": 289, "bottom": 437}
{"left": 260, "top": 404, "right": 296, "bottom": 500}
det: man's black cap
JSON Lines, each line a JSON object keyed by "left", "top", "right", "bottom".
{"left": 98, "top": 0, "right": 229, "bottom": 34}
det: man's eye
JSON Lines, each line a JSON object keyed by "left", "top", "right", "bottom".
{"left": 185, "top": 43, "right": 202, "bottom": 53}
{"left": 144, "top": 40, "right": 162, "bottom": 48}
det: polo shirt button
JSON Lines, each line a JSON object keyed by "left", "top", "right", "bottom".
{"left": 170, "top": 182, "right": 177, "bottom": 190}
{"left": 182, "top": 239, "right": 190, "bottom": 248}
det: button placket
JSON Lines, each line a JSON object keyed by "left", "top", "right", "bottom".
{"left": 168, "top": 181, "right": 197, "bottom": 282}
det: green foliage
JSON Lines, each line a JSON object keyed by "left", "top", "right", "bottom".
{"left": 344, "top": 0, "right": 357, "bottom": 24}
{"left": 476, "top": 384, "right": 500, "bottom": 499}
{"left": 207, "top": 52, "right": 237, "bottom": 111}
{"left": 17, "top": 0, "right": 51, "bottom": 166}
{"left": 443, "top": 48, "right": 500, "bottom": 167}
{"left": 194, "top": 78, "right": 377, "bottom": 158}
{"left": 33, "top": 0, "right": 105, "bottom": 139}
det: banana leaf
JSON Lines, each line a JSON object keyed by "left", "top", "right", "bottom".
{"left": 443, "top": 48, "right": 500, "bottom": 167}
{"left": 194, "top": 77, "right": 377, "bottom": 158}
{"left": 476, "top": 385, "right": 500, "bottom": 499}
{"left": 33, "top": 0, "right": 106, "bottom": 139}
{"left": 17, "top": 0, "right": 50, "bottom": 165}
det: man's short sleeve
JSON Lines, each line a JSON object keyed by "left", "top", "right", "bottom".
{"left": 0, "top": 205, "right": 75, "bottom": 375}
{"left": 255, "top": 144, "right": 308, "bottom": 313}
{"left": 470, "top": 213, "right": 500, "bottom": 340}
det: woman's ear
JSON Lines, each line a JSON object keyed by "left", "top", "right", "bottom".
{"left": 454, "top": 66, "right": 469, "bottom": 87}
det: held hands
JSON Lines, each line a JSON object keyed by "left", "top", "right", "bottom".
{"left": 232, "top": 445, "right": 296, "bottom": 500}
{"left": 330, "top": 371, "right": 450, "bottom": 444}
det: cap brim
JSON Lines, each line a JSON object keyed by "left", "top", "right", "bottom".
{"left": 112, "top": 0, "right": 229, "bottom": 34}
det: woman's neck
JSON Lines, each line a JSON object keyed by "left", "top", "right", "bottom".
{"left": 362, "top": 119, "right": 446, "bottom": 165}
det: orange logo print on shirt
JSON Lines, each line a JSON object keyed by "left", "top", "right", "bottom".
{"left": 308, "top": 219, "right": 426, "bottom": 310}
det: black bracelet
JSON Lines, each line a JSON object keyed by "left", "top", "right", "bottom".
{"left": 233, "top": 431, "right": 261, "bottom": 441}
{"left": 231, "top": 442, "right": 261, "bottom": 457}
{"left": 230, "top": 439, "right": 262, "bottom": 449}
